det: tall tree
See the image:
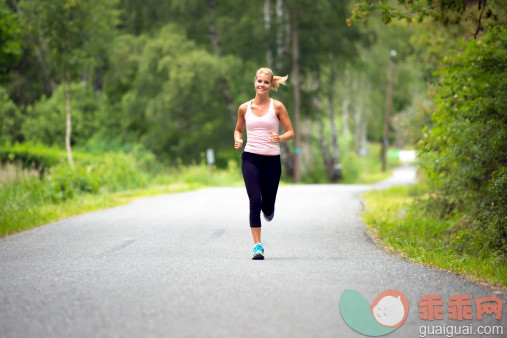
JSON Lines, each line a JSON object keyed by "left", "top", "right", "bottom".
{"left": 0, "top": 2, "right": 22, "bottom": 80}
{"left": 205, "top": 0, "right": 236, "bottom": 128}
{"left": 20, "top": 0, "right": 119, "bottom": 167}
{"left": 290, "top": 5, "right": 301, "bottom": 182}
{"left": 349, "top": 0, "right": 507, "bottom": 255}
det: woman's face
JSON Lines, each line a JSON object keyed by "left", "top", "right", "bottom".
{"left": 255, "top": 73, "right": 272, "bottom": 95}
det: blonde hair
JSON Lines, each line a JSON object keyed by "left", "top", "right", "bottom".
{"left": 255, "top": 67, "right": 288, "bottom": 91}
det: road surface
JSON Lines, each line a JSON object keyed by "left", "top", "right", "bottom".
{"left": 0, "top": 165, "right": 505, "bottom": 337}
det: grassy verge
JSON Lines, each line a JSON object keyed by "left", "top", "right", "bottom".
{"left": 1, "top": 142, "right": 402, "bottom": 239}
{"left": 302, "top": 143, "right": 400, "bottom": 184}
{"left": 2, "top": 182, "right": 205, "bottom": 237}
{"left": 360, "top": 185, "right": 507, "bottom": 287}
{"left": 341, "top": 146, "right": 401, "bottom": 184}
{"left": 1, "top": 162, "right": 244, "bottom": 238}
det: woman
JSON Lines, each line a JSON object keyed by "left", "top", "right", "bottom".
{"left": 234, "top": 67, "right": 295, "bottom": 260}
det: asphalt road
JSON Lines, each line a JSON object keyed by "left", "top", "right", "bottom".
{"left": 0, "top": 165, "right": 505, "bottom": 338}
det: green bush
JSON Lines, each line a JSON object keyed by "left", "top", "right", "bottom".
{"left": 362, "top": 184, "right": 506, "bottom": 286}
{"left": 417, "top": 26, "right": 506, "bottom": 256}
{"left": 342, "top": 152, "right": 360, "bottom": 182}
{"left": 1, "top": 143, "right": 150, "bottom": 199}
{"left": 21, "top": 82, "right": 114, "bottom": 147}
{"left": 0, "top": 86, "right": 23, "bottom": 143}
{"left": 77, "top": 135, "right": 161, "bottom": 173}
{"left": 0, "top": 142, "right": 93, "bottom": 173}
{"left": 92, "top": 152, "right": 149, "bottom": 191}
{"left": 44, "top": 164, "right": 101, "bottom": 202}
{"left": 1, "top": 142, "right": 69, "bottom": 173}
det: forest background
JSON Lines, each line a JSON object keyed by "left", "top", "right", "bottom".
{"left": 0, "top": 0, "right": 505, "bottom": 285}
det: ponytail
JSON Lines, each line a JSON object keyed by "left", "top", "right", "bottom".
{"left": 272, "top": 75, "right": 289, "bottom": 91}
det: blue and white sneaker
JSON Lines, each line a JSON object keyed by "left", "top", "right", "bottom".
{"left": 263, "top": 208, "right": 275, "bottom": 222}
{"left": 252, "top": 243, "right": 264, "bottom": 260}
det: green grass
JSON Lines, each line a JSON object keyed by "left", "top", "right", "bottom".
{"left": 301, "top": 143, "right": 401, "bottom": 184}
{"left": 0, "top": 162, "right": 244, "bottom": 238}
{"left": 1, "top": 182, "right": 203, "bottom": 236}
{"left": 360, "top": 185, "right": 507, "bottom": 287}
{"left": 1, "top": 142, "right": 403, "bottom": 239}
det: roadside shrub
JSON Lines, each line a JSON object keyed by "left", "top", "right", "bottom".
{"left": 45, "top": 164, "right": 101, "bottom": 202}
{"left": 417, "top": 26, "right": 506, "bottom": 256}
{"left": 93, "top": 152, "right": 149, "bottom": 191}
{"left": 0, "top": 86, "right": 23, "bottom": 143}
{"left": 78, "top": 135, "right": 161, "bottom": 173}
{"left": 21, "top": 82, "right": 112, "bottom": 147}
{"left": 0, "top": 142, "right": 92, "bottom": 174}
{"left": 342, "top": 152, "right": 360, "bottom": 182}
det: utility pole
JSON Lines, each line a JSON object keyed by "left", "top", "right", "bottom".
{"left": 382, "top": 50, "right": 396, "bottom": 172}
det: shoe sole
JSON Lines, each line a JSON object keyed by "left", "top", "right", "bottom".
{"left": 252, "top": 252, "right": 264, "bottom": 260}
{"left": 263, "top": 208, "right": 275, "bottom": 222}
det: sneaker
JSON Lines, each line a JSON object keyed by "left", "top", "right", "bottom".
{"left": 252, "top": 243, "right": 264, "bottom": 260}
{"left": 263, "top": 208, "right": 275, "bottom": 222}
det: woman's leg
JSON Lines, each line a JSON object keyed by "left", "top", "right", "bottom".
{"left": 251, "top": 227, "right": 261, "bottom": 244}
{"left": 241, "top": 155, "right": 263, "bottom": 241}
{"left": 260, "top": 156, "right": 282, "bottom": 218}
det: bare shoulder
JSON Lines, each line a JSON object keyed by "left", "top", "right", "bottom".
{"left": 238, "top": 102, "right": 248, "bottom": 115}
{"left": 273, "top": 99, "right": 287, "bottom": 113}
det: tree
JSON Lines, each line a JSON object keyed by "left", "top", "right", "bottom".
{"left": 418, "top": 26, "right": 506, "bottom": 252}
{"left": 104, "top": 25, "right": 240, "bottom": 164}
{"left": 19, "top": 0, "right": 119, "bottom": 167}
{"left": 0, "top": 86, "right": 22, "bottom": 143}
{"left": 22, "top": 81, "right": 111, "bottom": 147}
{"left": 288, "top": 0, "right": 364, "bottom": 181}
{"left": 0, "top": 2, "right": 22, "bottom": 80}
{"left": 348, "top": 0, "right": 507, "bottom": 257}
{"left": 348, "top": 0, "right": 502, "bottom": 38}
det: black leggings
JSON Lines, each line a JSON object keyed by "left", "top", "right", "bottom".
{"left": 241, "top": 152, "right": 282, "bottom": 228}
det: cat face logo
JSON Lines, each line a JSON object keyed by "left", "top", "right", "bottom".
{"left": 340, "top": 289, "right": 409, "bottom": 336}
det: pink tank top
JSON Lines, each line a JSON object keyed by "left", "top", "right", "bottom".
{"left": 244, "top": 98, "right": 280, "bottom": 156}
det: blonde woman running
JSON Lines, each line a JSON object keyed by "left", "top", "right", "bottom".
{"left": 234, "top": 67, "right": 295, "bottom": 260}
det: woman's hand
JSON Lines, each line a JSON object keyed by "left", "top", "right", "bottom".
{"left": 269, "top": 132, "right": 281, "bottom": 143}
{"left": 235, "top": 138, "right": 244, "bottom": 149}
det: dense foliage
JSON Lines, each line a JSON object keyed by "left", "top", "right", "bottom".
{"left": 1, "top": 0, "right": 421, "bottom": 179}
{"left": 418, "top": 26, "right": 506, "bottom": 255}
{"left": 351, "top": 0, "right": 506, "bottom": 263}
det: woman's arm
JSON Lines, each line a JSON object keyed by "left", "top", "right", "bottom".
{"left": 234, "top": 104, "right": 247, "bottom": 149}
{"left": 269, "top": 100, "right": 295, "bottom": 143}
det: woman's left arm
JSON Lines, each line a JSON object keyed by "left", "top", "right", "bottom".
{"left": 269, "top": 101, "right": 295, "bottom": 143}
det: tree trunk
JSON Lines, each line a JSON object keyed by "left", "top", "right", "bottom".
{"left": 317, "top": 118, "right": 337, "bottom": 181}
{"left": 354, "top": 104, "right": 362, "bottom": 154}
{"left": 275, "top": 0, "right": 290, "bottom": 71}
{"left": 291, "top": 7, "right": 301, "bottom": 183}
{"left": 264, "top": 0, "right": 273, "bottom": 67}
{"left": 327, "top": 69, "right": 341, "bottom": 180}
{"left": 279, "top": 142, "right": 294, "bottom": 178}
{"left": 274, "top": 0, "right": 294, "bottom": 178}
{"left": 27, "top": 34, "right": 57, "bottom": 94}
{"left": 65, "top": 71, "right": 74, "bottom": 168}
{"left": 313, "top": 71, "right": 341, "bottom": 182}
{"left": 382, "top": 58, "right": 395, "bottom": 171}
{"left": 360, "top": 116, "right": 368, "bottom": 155}
{"left": 342, "top": 99, "right": 350, "bottom": 138}
{"left": 341, "top": 69, "right": 350, "bottom": 140}
{"left": 206, "top": 0, "right": 236, "bottom": 129}
{"left": 300, "top": 118, "right": 313, "bottom": 174}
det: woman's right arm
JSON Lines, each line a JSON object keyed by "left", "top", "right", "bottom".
{"left": 234, "top": 104, "right": 246, "bottom": 149}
